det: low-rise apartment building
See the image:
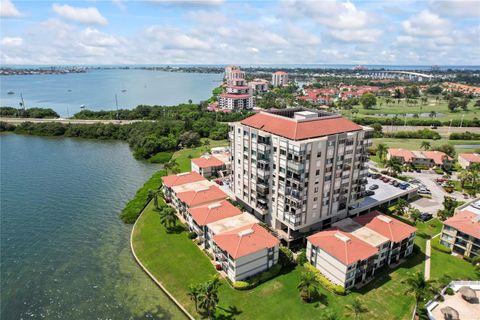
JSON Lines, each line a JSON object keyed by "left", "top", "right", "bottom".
{"left": 162, "top": 171, "right": 206, "bottom": 200}
{"left": 187, "top": 200, "right": 242, "bottom": 245}
{"left": 440, "top": 210, "right": 480, "bottom": 258}
{"left": 205, "top": 213, "right": 259, "bottom": 249}
{"left": 212, "top": 223, "right": 280, "bottom": 281}
{"left": 272, "top": 71, "right": 288, "bottom": 87}
{"left": 248, "top": 79, "right": 269, "bottom": 94}
{"left": 307, "top": 211, "right": 416, "bottom": 288}
{"left": 387, "top": 148, "right": 452, "bottom": 169}
{"left": 458, "top": 153, "right": 480, "bottom": 169}
{"left": 229, "top": 108, "right": 373, "bottom": 243}
{"left": 176, "top": 185, "right": 229, "bottom": 217}
{"left": 191, "top": 153, "right": 231, "bottom": 178}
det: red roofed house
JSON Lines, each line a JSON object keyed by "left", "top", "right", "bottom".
{"left": 176, "top": 185, "right": 229, "bottom": 217}
{"left": 230, "top": 108, "right": 374, "bottom": 243}
{"left": 307, "top": 228, "right": 379, "bottom": 288}
{"left": 420, "top": 150, "right": 453, "bottom": 169}
{"left": 307, "top": 212, "right": 416, "bottom": 288}
{"left": 353, "top": 211, "right": 416, "bottom": 264}
{"left": 387, "top": 148, "right": 415, "bottom": 164}
{"left": 191, "top": 154, "right": 229, "bottom": 178}
{"left": 440, "top": 210, "right": 480, "bottom": 258}
{"left": 161, "top": 171, "right": 206, "bottom": 201}
{"left": 187, "top": 200, "right": 242, "bottom": 246}
{"left": 387, "top": 149, "right": 452, "bottom": 169}
{"left": 212, "top": 223, "right": 280, "bottom": 281}
{"left": 458, "top": 153, "right": 480, "bottom": 169}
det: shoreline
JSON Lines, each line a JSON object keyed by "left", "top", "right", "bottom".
{"left": 130, "top": 200, "right": 194, "bottom": 320}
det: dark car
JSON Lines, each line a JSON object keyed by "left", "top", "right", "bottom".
{"left": 369, "top": 184, "right": 379, "bottom": 190}
{"left": 371, "top": 173, "right": 380, "bottom": 179}
{"left": 365, "top": 190, "right": 375, "bottom": 196}
{"left": 392, "top": 181, "right": 400, "bottom": 187}
{"left": 419, "top": 213, "right": 433, "bottom": 222}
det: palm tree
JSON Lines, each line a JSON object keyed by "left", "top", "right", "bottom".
{"left": 420, "top": 141, "right": 431, "bottom": 151}
{"left": 403, "top": 272, "right": 436, "bottom": 310}
{"left": 376, "top": 143, "right": 388, "bottom": 161}
{"left": 344, "top": 298, "right": 368, "bottom": 320}
{"left": 458, "top": 170, "right": 470, "bottom": 189}
{"left": 385, "top": 157, "right": 403, "bottom": 176}
{"left": 187, "top": 284, "right": 201, "bottom": 312}
{"left": 159, "top": 206, "right": 178, "bottom": 231}
{"left": 147, "top": 189, "right": 162, "bottom": 209}
{"left": 320, "top": 310, "right": 339, "bottom": 320}
{"left": 297, "top": 271, "right": 319, "bottom": 302}
{"left": 396, "top": 198, "right": 410, "bottom": 216}
{"left": 164, "top": 159, "right": 180, "bottom": 174}
{"left": 198, "top": 276, "right": 221, "bottom": 320}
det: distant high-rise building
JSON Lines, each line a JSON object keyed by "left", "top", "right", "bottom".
{"left": 272, "top": 71, "right": 288, "bottom": 87}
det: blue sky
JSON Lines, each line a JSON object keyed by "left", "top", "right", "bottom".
{"left": 1, "top": 0, "right": 479, "bottom": 65}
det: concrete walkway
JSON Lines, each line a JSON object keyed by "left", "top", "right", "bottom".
{"left": 425, "top": 233, "right": 441, "bottom": 281}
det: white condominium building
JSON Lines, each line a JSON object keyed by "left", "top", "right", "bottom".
{"left": 229, "top": 108, "right": 373, "bottom": 242}
{"left": 272, "top": 71, "right": 288, "bottom": 87}
{"left": 218, "top": 79, "right": 255, "bottom": 111}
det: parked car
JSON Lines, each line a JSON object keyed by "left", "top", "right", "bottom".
{"left": 383, "top": 177, "right": 391, "bottom": 183}
{"left": 215, "top": 179, "right": 224, "bottom": 186}
{"left": 399, "top": 182, "right": 409, "bottom": 190}
{"left": 369, "top": 184, "right": 379, "bottom": 190}
{"left": 392, "top": 181, "right": 400, "bottom": 187}
{"left": 419, "top": 213, "right": 433, "bottom": 222}
{"left": 415, "top": 168, "right": 422, "bottom": 173}
{"left": 365, "top": 190, "right": 375, "bottom": 196}
{"left": 418, "top": 188, "right": 431, "bottom": 195}
{"left": 371, "top": 173, "right": 380, "bottom": 179}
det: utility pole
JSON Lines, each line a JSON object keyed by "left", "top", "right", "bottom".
{"left": 20, "top": 93, "right": 26, "bottom": 117}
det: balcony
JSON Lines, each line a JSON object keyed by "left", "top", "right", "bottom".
{"left": 257, "top": 143, "right": 271, "bottom": 153}
{"left": 287, "top": 161, "right": 305, "bottom": 173}
{"left": 257, "top": 182, "right": 269, "bottom": 194}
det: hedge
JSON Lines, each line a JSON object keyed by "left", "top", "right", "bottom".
{"left": 432, "top": 241, "right": 452, "bottom": 254}
{"left": 384, "top": 129, "right": 441, "bottom": 140}
{"left": 148, "top": 151, "right": 174, "bottom": 164}
{"left": 353, "top": 116, "right": 480, "bottom": 128}
{"left": 232, "top": 264, "right": 282, "bottom": 290}
{"left": 120, "top": 169, "right": 167, "bottom": 223}
{"left": 304, "top": 263, "right": 346, "bottom": 295}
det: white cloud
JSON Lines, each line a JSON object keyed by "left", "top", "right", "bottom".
{"left": 0, "top": 0, "right": 22, "bottom": 17}
{"left": 1, "top": 36, "right": 23, "bottom": 46}
{"left": 145, "top": 26, "right": 211, "bottom": 50}
{"left": 81, "top": 28, "right": 119, "bottom": 47}
{"left": 429, "top": 0, "right": 480, "bottom": 18}
{"left": 246, "top": 47, "right": 259, "bottom": 53}
{"left": 148, "top": 0, "right": 223, "bottom": 6}
{"left": 52, "top": 3, "right": 108, "bottom": 25}
{"left": 330, "top": 29, "right": 382, "bottom": 43}
{"left": 402, "top": 10, "right": 450, "bottom": 37}
{"left": 112, "top": 0, "right": 127, "bottom": 12}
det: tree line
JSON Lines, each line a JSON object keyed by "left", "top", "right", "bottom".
{"left": 0, "top": 107, "right": 59, "bottom": 118}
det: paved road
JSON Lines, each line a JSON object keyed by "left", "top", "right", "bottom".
{"left": 0, "top": 117, "right": 152, "bottom": 125}
{"left": 383, "top": 125, "right": 480, "bottom": 138}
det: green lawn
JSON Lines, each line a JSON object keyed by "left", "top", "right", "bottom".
{"left": 430, "top": 238, "right": 479, "bottom": 281}
{"left": 415, "top": 219, "right": 443, "bottom": 238}
{"left": 171, "top": 139, "right": 228, "bottom": 172}
{"left": 372, "top": 138, "right": 480, "bottom": 154}
{"left": 342, "top": 97, "right": 480, "bottom": 121}
{"left": 133, "top": 201, "right": 429, "bottom": 320}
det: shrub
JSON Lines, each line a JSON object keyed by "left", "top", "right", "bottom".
{"left": 432, "top": 241, "right": 452, "bottom": 254}
{"left": 232, "top": 264, "right": 282, "bottom": 290}
{"left": 434, "top": 168, "right": 444, "bottom": 175}
{"left": 296, "top": 249, "right": 307, "bottom": 266}
{"left": 445, "top": 287, "right": 454, "bottom": 295}
{"left": 278, "top": 246, "right": 296, "bottom": 268}
{"left": 203, "top": 249, "right": 214, "bottom": 260}
{"left": 148, "top": 151, "right": 174, "bottom": 164}
{"left": 187, "top": 232, "right": 198, "bottom": 239}
{"left": 304, "top": 263, "right": 346, "bottom": 295}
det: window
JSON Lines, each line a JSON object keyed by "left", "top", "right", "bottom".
{"left": 317, "top": 152, "right": 322, "bottom": 158}
{"left": 316, "top": 169, "right": 320, "bottom": 176}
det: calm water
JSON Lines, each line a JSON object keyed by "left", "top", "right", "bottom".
{"left": 1, "top": 69, "right": 222, "bottom": 116}
{"left": 0, "top": 134, "right": 185, "bottom": 319}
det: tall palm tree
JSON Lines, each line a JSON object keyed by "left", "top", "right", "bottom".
{"left": 198, "top": 276, "right": 221, "bottom": 320}
{"left": 376, "top": 143, "right": 388, "bottom": 161}
{"left": 385, "top": 157, "right": 403, "bottom": 176}
{"left": 297, "top": 271, "right": 319, "bottom": 302}
{"left": 344, "top": 298, "right": 368, "bottom": 320}
{"left": 148, "top": 189, "right": 162, "bottom": 209}
{"left": 187, "top": 284, "right": 201, "bottom": 312}
{"left": 420, "top": 141, "right": 431, "bottom": 151}
{"left": 159, "top": 206, "right": 178, "bottom": 231}
{"left": 403, "top": 272, "right": 436, "bottom": 310}
{"left": 164, "top": 159, "right": 180, "bottom": 174}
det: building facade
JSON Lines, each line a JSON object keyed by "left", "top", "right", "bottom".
{"left": 440, "top": 210, "right": 480, "bottom": 258}
{"left": 218, "top": 78, "right": 255, "bottom": 111}
{"left": 458, "top": 153, "right": 480, "bottom": 169}
{"left": 229, "top": 108, "right": 373, "bottom": 242}
{"left": 272, "top": 71, "right": 288, "bottom": 87}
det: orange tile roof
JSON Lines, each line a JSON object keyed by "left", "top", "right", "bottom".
{"left": 188, "top": 200, "right": 242, "bottom": 226}
{"left": 388, "top": 148, "right": 414, "bottom": 162}
{"left": 162, "top": 171, "right": 205, "bottom": 188}
{"left": 459, "top": 153, "right": 480, "bottom": 164}
{"left": 191, "top": 155, "right": 225, "bottom": 169}
{"left": 444, "top": 210, "right": 480, "bottom": 239}
{"left": 240, "top": 112, "right": 362, "bottom": 140}
{"left": 421, "top": 150, "right": 451, "bottom": 165}
{"left": 213, "top": 223, "right": 279, "bottom": 259}
{"left": 353, "top": 211, "right": 416, "bottom": 243}
{"left": 307, "top": 228, "right": 378, "bottom": 265}
{"left": 273, "top": 71, "right": 288, "bottom": 75}
{"left": 177, "top": 185, "right": 228, "bottom": 207}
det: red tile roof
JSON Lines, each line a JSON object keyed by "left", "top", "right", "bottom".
{"left": 307, "top": 228, "right": 378, "bottom": 265}
{"left": 444, "top": 210, "right": 480, "bottom": 239}
{"left": 388, "top": 148, "right": 415, "bottom": 162}
{"left": 353, "top": 211, "right": 416, "bottom": 243}
{"left": 220, "top": 93, "right": 251, "bottom": 99}
{"left": 273, "top": 71, "right": 287, "bottom": 75}
{"left": 240, "top": 112, "right": 362, "bottom": 140}
{"left": 213, "top": 223, "right": 279, "bottom": 259}
{"left": 162, "top": 171, "right": 205, "bottom": 188}
{"left": 421, "top": 150, "right": 451, "bottom": 165}
{"left": 459, "top": 153, "right": 480, "bottom": 164}
{"left": 191, "top": 155, "right": 225, "bottom": 168}
{"left": 177, "top": 185, "right": 228, "bottom": 207}
{"left": 189, "top": 200, "right": 242, "bottom": 226}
